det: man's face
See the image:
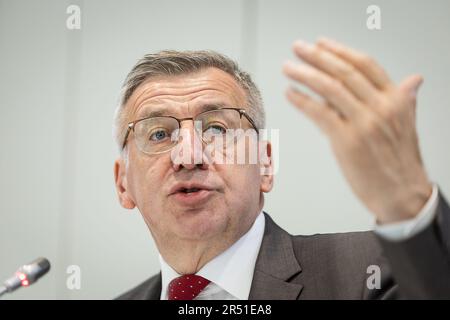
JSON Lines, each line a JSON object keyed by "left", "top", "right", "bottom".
{"left": 114, "top": 67, "right": 273, "bottom": 247}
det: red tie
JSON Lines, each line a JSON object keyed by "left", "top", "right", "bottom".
{"left": 168, "top": 274, "right": 210, "bottom": 300}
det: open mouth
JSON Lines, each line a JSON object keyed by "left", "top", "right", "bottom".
{"left": 170, "top": 183, "right": 213, "bottom": 195}
{"left": 179, "top": 188, "right": 202, "bottom": 194}
{"left": 169, "top": 184, "right": 216, "bottom": 205}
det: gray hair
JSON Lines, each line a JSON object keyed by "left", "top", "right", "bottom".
{"left": 113, "top": 50, "right": 265, "bottom": 154}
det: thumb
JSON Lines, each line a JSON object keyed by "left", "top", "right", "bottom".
{"left": 399, "top": 74, "right": 424, "bottom": 99}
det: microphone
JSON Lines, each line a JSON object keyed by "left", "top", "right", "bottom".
{"left": 0, "top": 257, "right": 51, "bottom": 298}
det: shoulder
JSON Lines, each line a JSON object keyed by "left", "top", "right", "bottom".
{"left": 291, "top": 229, "right": 383, "bottom": 257}
{"left": 263, "top": 213, "right": 388, "bottom": 277}
{"left": 264, "top": 213, "right": 384, "bottom": 264}
{"left": 291, "top": 230, "right": 390, "bottom": 284}
{"left": 260, "top": 213, "right": 395, "bottom": 298}
{"left": 291, "top": 229, "right": 386, "bottom": 270}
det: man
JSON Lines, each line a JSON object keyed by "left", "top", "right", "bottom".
{"left": 114, "top": 38, "right": 450, "bottom": 300}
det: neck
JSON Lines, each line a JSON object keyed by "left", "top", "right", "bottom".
{"left": 156, "top": 212, "right": 262, "bottom": 274}
{"left": 158, "top": 235, "right": 237, "bottom": 274}
{"left": 154, "top": 200, "right": 264, "bottom": 275}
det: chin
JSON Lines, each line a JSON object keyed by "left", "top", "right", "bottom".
{"left": 173, "top": 209, "right": 229, "bottom": 240}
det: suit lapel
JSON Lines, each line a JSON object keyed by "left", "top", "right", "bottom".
{"left": 143, "top": 272, "right": 162, "bottom": 300}
{"left": 248, "top": 213, "right": 303, "bottom": 300}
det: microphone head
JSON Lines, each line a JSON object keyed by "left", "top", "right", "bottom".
{"left": 20, "top": 257, "right": 51, "bottom": 283}
{"left": 2, "top": 257, "right": 51, "bottom": 294}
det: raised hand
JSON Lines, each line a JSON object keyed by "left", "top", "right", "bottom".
{"left": 283, "top": 38, "right": 432, "bottom": 224}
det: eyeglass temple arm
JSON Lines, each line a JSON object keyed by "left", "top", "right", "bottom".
{"left": 240, "top": 110, "right": 259, "bottom": 133}
{"left": 121, "top": 123, "right": 134, "bottom": 150}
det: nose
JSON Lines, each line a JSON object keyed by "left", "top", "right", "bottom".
{"left": 171, "top": 120, "right": 210, "bottom": 171}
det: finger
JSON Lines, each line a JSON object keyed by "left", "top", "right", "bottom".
{"left": 293, "top": 40, "right": 379, "bottom": 103}
{"left": 399, "top": 74, "right": 423, "bottom": 100}
{"left": 317, "top": 37, "right": 392, "bottom": 89}
{"left": 286, "top": 86, "right": 343, "bottom": 135}
{"left": 283, "top": 61, "right": 363, "bottom": 119}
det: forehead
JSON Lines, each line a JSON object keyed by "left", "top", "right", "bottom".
{"left": 126, "top": 67, "right": 247, "bottom": 120}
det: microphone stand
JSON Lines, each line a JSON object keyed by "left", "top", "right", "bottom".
{"left": 0, "top": 285, "right": 8, "bottom": 298}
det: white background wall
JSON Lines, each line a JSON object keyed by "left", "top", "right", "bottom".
{"left": 1, "top": 0, "right": 449, "bottom": 299}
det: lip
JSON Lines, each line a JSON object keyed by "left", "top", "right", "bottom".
{"left": 168, "top": 182, "right": 217, "bottom": 206}
{"left": 170, "top": 189, "right": 216, "bottom": 206}
{"left": 169, "top": 182, "right": 214, "bottom": 196}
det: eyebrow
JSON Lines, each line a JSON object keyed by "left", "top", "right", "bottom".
{"left": 136, "top": 103, "right": 230, "bottom": 120}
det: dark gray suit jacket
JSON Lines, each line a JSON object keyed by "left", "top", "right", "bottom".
{"left": 117, "top": 191, "right": 450, "bottom": 299}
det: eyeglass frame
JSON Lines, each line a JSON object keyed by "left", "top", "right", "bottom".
{"left": 121, "top": 107, "right": 260, "bottom": 153}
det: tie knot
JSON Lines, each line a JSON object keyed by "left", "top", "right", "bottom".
{"left": 168, "top": 274, "right": 210, "bottom": 300}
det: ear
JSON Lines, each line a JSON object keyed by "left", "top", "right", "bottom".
{"left": 114, "top": 158, "right": 136, "bottom": 210}
{"left": 259, "top": 140, "right": 274, "bottom": 193}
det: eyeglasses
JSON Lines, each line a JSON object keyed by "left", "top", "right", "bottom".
{"left": 122, "top": 107, "right": 259, "bottom": 155}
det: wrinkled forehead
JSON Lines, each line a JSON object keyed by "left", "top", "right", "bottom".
{"left": 125, "top": 68, "right": 248, "bottom": 121}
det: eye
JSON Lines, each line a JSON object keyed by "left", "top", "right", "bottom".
{"left": 204, "top": 124, "right": 227, "bottom": 135}
{"left": 149, "top": 128, "right": 169, "bottom": 142}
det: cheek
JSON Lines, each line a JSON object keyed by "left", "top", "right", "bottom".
{"left": 127, "top": 157, "right": 169, "bottom": 215}
{"left": 218, "top": 163, "right": 261, "bottom": 201}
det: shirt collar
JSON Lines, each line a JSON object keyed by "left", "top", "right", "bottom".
{"left": 159, "top": 211, "right": 265, "bottom": 300}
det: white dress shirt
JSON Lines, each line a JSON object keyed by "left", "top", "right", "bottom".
{"left": 159, "top": 185, "right": 440, "bottom": 300}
